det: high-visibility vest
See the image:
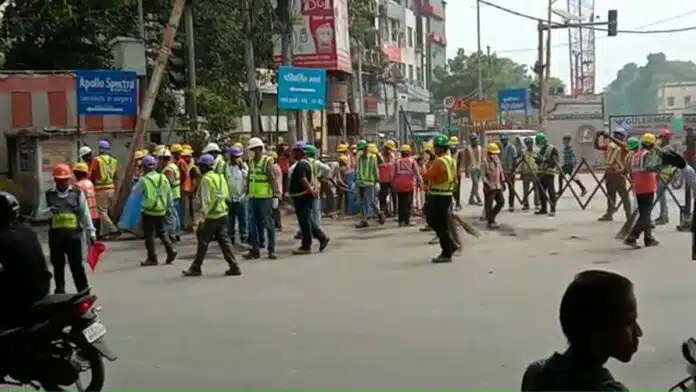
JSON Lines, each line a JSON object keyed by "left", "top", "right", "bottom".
{"left": 378, "top": 153, "right": 395, "bottom": 183}
{"left": 45, "top": 188, "right": 81, "bottom": 231}
{"left": 140, "top": 172, "right": 170, "bottom": 216}
{"left": 164, "top": 162, "right": 181, "bottom": 199}
{"left": 631, "top": 149, "right": 658, "bottom": 195}
{"left": 307, "top": 158, "right": 321, "bottom": 189}
{"left": 249, "top": 155, "right": 273, "bottom": 198}
{"left": 356, "top": 154, "right": 377, "bottom": 185}
{"left": 202, "top": 171, "right": 229, "bottom": 219}
{"left": 605, "top": 143, "right": 625, "bottom": 172}
{"left": 430, "top": 155, "right": 456, "bottom": 196}
{"left": 521, "top": 151, "right": 538, "bottom": 175}
{"left": 94, "top": 154, "right": 117, "bottom": 189}
{"left": 214, "top": 155, "right": 226, "bottom": 175}
{"left": 540, "top": 144, "right": 558, "bottom": 175}
{"left": 393, "top": 157, "right": 416, "bottom": 192}
{"left": 76, "top": 178, "right": 99, "bottom": 220}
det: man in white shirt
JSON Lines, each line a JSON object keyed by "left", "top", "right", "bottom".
{"left": 226, "top": 146, "right": 249, "bottom": 245}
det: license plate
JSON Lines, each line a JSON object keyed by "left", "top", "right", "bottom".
{"left": 82, "top": 322, "right": 107, "bottom": 343}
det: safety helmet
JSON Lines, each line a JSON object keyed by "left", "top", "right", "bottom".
{"left": 153, "top": 145, "right": 165, "bottom": 156}
{"left": 98, "top": 140, "right": 111, "bottom": 150}
{"left": 487, "top": 143, "right": 501, "bottom": 154}
{"left": 384, "top": 140, "right": 396, "bottom": 150}
{"left": 79, "top": 146, "right": 92, "bottom": 157}
{"left": 640, "top": 133, "right": 656, "bottom": 145}
{"left": 198, "top": 154, "right": 215, "bottom": 166}
{"left": 626, "top": 136, "right": 640, "bottom": 151}
{"left": 134, "top": 149, "right": 147, "bottom": 160}
{"left": 159, "top": 149, "right": 172, "bottom": 158}
{"left": 0, "top": 191, "right": 20, "bottom": 227}
{"left": 305, "top": 144, "right": 317, "bottom": 157}
{"left": 613, "top": 127, "right": 628, "bottom": 138}
{"left": 659, "top": 129, "right": 673, "bottom": 139}
{"left": 524, "top": 136, "right": 534, "bottom": 144}
{"left": 422, "top": 141, "right": 434, "bottom": 152}
{"left": 338, "top": 155, "right": 349, "bottom": 165}
{"left": 336, "top": 143, "right": 348, "bottom": 153}
{"left": 293, "top": 141, "right": 307, "bottom": 151}
{"left": 228, "top": 146, "right": 244, "bottom": 157}
{"left": 201, "top": 142, "right": 221, "bottom": 154}
{"left": 170, "top": 143, "right": 183, "bottom": 153}
{"left": 141, "top": 155, "right": 157, "bottom": 168}
{"left": 181, "top": 148, "right": 192, "bottom": 157}
{"left": 356, "top": 140, "right": 368, "bottom": 151}
{"left": 52, "top": 163, "right": 72, "bottom": 179}
{"left": 433, "top": 134, "right": 449, "bottom": 148}
{"left": 247, "top": 137, "right": 264, "bottom": 150}
{"left": 367, "top": 143, "right": 378, "bottom": 154}
{"left": 233, "top": 142, "right": 243, "bottom": 149}
{"left": 535, "top": 132, "right": 547, "bottom": 145}
{"left": 400, "top": 144, "right": 412, "bottom": 153}
{"left": 449, "top": 136, "right": 459, "bottom": 146}
{"left": 267, "top": 151, "right": 278, "bottom": 160}
{"left": 72, "top": 162, "right": 89, "bottom": 173}
{"left": 182, "top": 144, "right": 193, "bottom": 151}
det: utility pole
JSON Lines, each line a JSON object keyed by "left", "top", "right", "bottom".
{"left": 536, "top": 21, "right": 545, "bottom": 126}
{"left": 184, "top": 3, "right": 198, "bottom": 134}
{"left": 542, "top": 0, "right": 553, "bottom": 130}
{"left": 137, "top": 0, "right": 148, "bottom": 147}
{"left": 244, "top": 0, "right": 261, "bottom": 136}
{"left": 279, "top": 0, "right": 298, "bottom": 144}
{"left": 357, "top": 47, "right": 365, "bottom": 137}
{"left": 475, "top": 0, "right": 483, "bottom": 99}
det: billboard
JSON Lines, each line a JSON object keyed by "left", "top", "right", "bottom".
{"left": 271, "top": 0, "right": 352, "bottom": 74}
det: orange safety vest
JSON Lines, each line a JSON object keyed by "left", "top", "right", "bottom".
{"left": 605, "top": 143, "right": 626, "bottom": 173}
{"left": 76, "top": 178, "right": 99, "bottom": 220}
{"left": 179, "top": 158, "right": 193, "bottom": 193}
{"left": 378, "top": 151, "right": 395, "bottom": 183}
{"left": 393, "top": 157, "right": 416, "bottom": 192}
{"left": 421, "top": 161, "right": 433, "bottom": 192}
{"left": 630, "top": 150, "right": 657, "bottom": 195}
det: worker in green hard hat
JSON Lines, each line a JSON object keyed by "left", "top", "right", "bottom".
{"left": 534, "top": 132, "right": 559, "bottom": 217}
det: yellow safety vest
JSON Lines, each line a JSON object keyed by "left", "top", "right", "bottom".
{"left": 430, "top": 155, "right": 456, "bottom": 196}
{"left": 140, "top": 172, "right": 170, "bottom": 216}
{"left": 202, "top": 171, "right": 229, "bottom": 219}
{"left": 540, "top": 144, "right": 558, "bottom": 175}
{"left": 214, "top": 154, "right": 226, "bottom": 175}
{"left": 95, "top": 154, "right": 117, "bottom": 189}
{"left": 164, "top": 162, "right": 181, "bottom": 199}
{"left": 249, "top": 155, "right": 272, "bottom": 198}
{"left": 356, "top": 154, "right": 377, "bottom": 185}
{"left": 45, "top": 188, "right": 81, "bottom": 231}
{"left": 521, "top": 151, "right": 538, "bottom": 175}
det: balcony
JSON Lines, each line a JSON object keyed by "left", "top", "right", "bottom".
{"left": 428, "top": 32, "right": 447, "bottom": 46}
{"left": 382, "top": 44, "right": 402, "bottom": 63}
{"left": 418, "top": 0, "right": 445, "bottom": 20}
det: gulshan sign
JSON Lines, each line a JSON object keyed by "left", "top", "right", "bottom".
{"left": 610, "top": 114, "right": 696, "bottom": 132}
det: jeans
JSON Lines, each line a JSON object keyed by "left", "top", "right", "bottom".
{"left": 468, "top": 168, "right": 482, "bottom": 204}
{"left": 296, "top": 197, "right": 321, "bottom": 234}
{"left": 167, "top": 199, "right": 181, "bottom": 235}
{"left": 656, "top": 181, "right": 669, "bottom": 220}
{"left": 249, "top": 198, "right": 276, "bottom": 252}
{"left": 227, "top": 200, "right": 248, "bottom": 240}
{"left": 358, "top": 185, "right": 380, "bottom": 221}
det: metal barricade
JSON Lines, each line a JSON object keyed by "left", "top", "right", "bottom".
{"left": 557, "top": 158, "right": 633, "bottom": 211}
{"left": 506, "top": 156, "right": 546, "bottom": 207}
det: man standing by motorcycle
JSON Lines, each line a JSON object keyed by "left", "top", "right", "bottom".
{"left": 38, "top": 164, "right": 96, "bottom": 293}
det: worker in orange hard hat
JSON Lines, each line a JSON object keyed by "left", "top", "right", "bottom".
{"left": 73, "top": 162, "right": 100, "bottom": 236}
{"left": 38, "top": 163, "right": 96, "bottom": 294}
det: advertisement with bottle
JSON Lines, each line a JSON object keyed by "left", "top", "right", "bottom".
{"left": 271, "top": 0, "right": 352, "bottom": 74}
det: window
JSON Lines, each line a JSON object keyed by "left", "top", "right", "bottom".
{"left": 398, "top": 63, "right": 406, "bottom": 79}
{"left": 390, "top": 19, "right": 400, "bottom": 42}
{"left": 408, "top": 65, "right": 414, "bottom": 81}
{"left": 667, "top": 96, "right": 675, "bottom": 106}
{"left": 407, "top": 27, "right": 414, "bottom": 47}
{"left": 686, "top": 95, "right": 692, "bottom": 106}
{"left": 416, "top": 66, "right": 422, "bottom": 83}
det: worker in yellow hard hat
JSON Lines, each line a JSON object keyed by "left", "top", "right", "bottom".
{"left": 379, "top": 140, "right": 397, "bottom": 217}
{"left": 482, "top": 143, "right": 504, "bottom": 229}
{"left": 170, "top": 144, "right": 183, "bottom": 154}
{"left": 153, "top": 145, "right": 165, "bottom": 157}
{"left": 180, "top": 147, "right": 197, "bottom": 231}
{"left": 133, "top": 149, "right": 148, "bottom": 181}
{"left": 336, "top": 143, "right": 348, "bottom": 153}
{"left": 623, "top": 132, "right": 660, "bottom": 248}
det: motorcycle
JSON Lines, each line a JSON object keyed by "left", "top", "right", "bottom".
{"left": 670, "top": 337, "right": 696, "bottom": 391}
{"left": 0, "top": 289, "right": 117, "bottom": 391}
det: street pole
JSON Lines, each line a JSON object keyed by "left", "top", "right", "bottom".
{"left": 244, "top": 0, "right": 261, "bottom": 136}
{"left": 537, "top": 21, "right": 545, "bottom": 126}
{"left": 357, "top": 46, "right": 365, "bottom": 137}
{"left": 476, "top": 0, "right": 483, "bottom": 99}
{"left": 137, "top": 0, "right": 148, "bottom": 146}
{"left": 184, "top": 3, "right": 198, "bottom": 135}
{"left": 279, "top": 0, "right": 297, "bottom": 144}
{"left": 542, "top": 0, "right": 553, "bottom": 130}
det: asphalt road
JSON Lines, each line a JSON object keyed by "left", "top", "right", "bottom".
{"left": 38, "top": 176, "right": 696, "bottom": 389}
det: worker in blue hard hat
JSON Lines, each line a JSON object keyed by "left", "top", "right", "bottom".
{"left": 91, "top": 139, "right": 120, "bottom": 239}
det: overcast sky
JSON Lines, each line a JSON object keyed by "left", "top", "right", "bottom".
{"left": 446, "top": 0, "right": 696, "bottom": 90}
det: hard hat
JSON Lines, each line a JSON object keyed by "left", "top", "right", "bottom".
{"left": 52, "top": 163, "right": 72, "bottom": 179}
{"left": 535, "top": 132, "right": 547, "bottom": 144}
{"left": 181, "top": 148, "right": 192, "bottom": 157}
{"left": 367, "top": 143, "right": 378, "bottom": 154}
{"left": 182, "top": 144, "right": 193, "bottom": 151}
{"left": 626, "top": 137, "right": 640, "bottom": 151}
{"left": 640, "top": 133, "right": 656, "bottom": 145}
{"left": 267, "top": 151, "right": 278, "bottom": 159}
{"left": 247, "top": 137, "right": 264, "bottom": 150}
{"left": 98, "top": 140, "right": 111, "bottom": 150}
{"left": 356, "top": 140, "right": 367, "bottom": 151}
{"left": 134, "top": 149, "right": 147, "bottom": 160}
{"left": 433, "top": 134, "right": 449, "bottom": 148}
{"left": 170, "top": 143, "right": 183, "bottom": 153}
{"left": 141, "top": 155, "right": 157, "bottom": 168}
{"left": 305, "top": 144, "right": 317, "bottom": 157}
{"left": 336, "top": 143, "right": 348, "bottom": 153}
{"left": 400, "top": 144, "right": 412, "bottom": 153}
{"left": 153, "top": 145, "right": 165, "bottom": 156}
{"left": 384, "top": 140, "right": 396, "bottom": 149}
{"left": 234, "top": 142, "right": 243, "bottom": 149}
{"left": 613, "top": 127, "right": 628, "bottom": 138}
{"left": 487, "top": 143, "right": 501, "bottom": 154}
{"left": 422, "top": 141, "right": 434, "bottom": 152}
{"left": 201, "top": 142, "right": 221, "bottom": 154}
{"left": 338, "top": 155, "right": 349, "bottom": 165}
{"left": 293, "top": 141, "right": 307, "bottom": 151}
{"left": 79, "top": 146, "right": 92, "bottom": 157}
{"left": 228, "top": 146, "right": 244, "bottom": 157}
{"left": 449, "top": 136, "right": 459, "bottom": 146}
{"left": 159, "top": 149, "right": 172, "bottom": 158}
{"left": 72, "top": 162, "right": 89, "bottom": 173}
{"left": 660, "top": 129, "right": 673, "bottom": 139}
{"left": 198, "top": 153, "right": 215, "bottom": 166}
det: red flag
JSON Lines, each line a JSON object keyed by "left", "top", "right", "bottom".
{"left": 87, "top": 242, "right": 107, "bottom": 272}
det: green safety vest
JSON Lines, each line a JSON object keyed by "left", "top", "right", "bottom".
{"left": 164, "top": 162, "right": 181, "bottom": 199}
{"left": 540, "top": 144, "right": 558, "bottom": 175}
{"left": 430, "top": 155, "right": 456, "bottom": 196}
{"left": 521, "top": 151, "right": 538, "bottom": 175}
{"left": 140, "top": 172, "right": 170, "bottom": 216}
{"left": 95, "top": 154, "right": 117, "bottom": 188}
{"left": 356, "top": 154, "right": 377, "bottom": 185}
{"left": 46, "top": 188, "right": 81, "bottom": 231}
{"left": 202, "top": 171, "right": 229, "bottom": 219}
{"left": 214, "top": 154, "right": 226, "bottom": 175}
{"left": 249, "top": 155, "right": 273, "bottom": 198}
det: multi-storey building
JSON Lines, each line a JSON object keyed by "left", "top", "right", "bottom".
{"left": 656, "top": 81, "right": 696, "bottom": 116}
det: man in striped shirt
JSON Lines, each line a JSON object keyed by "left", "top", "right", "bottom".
{"left": 559, "top": 135, "right": 587, "bottom": 196}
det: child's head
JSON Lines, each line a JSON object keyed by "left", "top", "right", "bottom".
{"left": 559, "top": 270, "right": 641, "bottom": 363}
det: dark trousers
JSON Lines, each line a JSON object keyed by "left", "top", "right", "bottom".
{"left": 505, "top": 173, "right": 516, "bottom": 208}
{"left": 424, "top": 194, "right": 456, "bottom": 257}
{"left": 452, "top": 177, "right": 461, "bottom": 208}
{"left": 192, "top": 216, "right": 237, "bottom": 269}
{"left": 336, "top": 188, "right": 347, "bottom": 215}
{"left": 294, "top": 197, "right": 327, "bottom": 250}
{"left": 396, "top": 191, "right": 413, "bottom": 224}
{"left": 484, "top": 187, "right": 504, "bottom": 223}
{"left": 538, "top": 174, "right": 557, "bottom": 212}
{"left": 48, "top": 232, "right": 88, "bottom": 293}
{"left": 521, "top": 174, "right": 540, "bottom": 208}
{"left": 378, "top": 182, "right": 395, "bottom": 216}
{"left": 559, "top": 164, "right": 586, "bottom": 192}
{"left": 628, "top": 193, "right": 655, "bottom": 242}
{"left": 142, "top": 214, "right": 175, "bottom": 263}
{"left": 605, "top": 173, "right": 631, "bottom": 219}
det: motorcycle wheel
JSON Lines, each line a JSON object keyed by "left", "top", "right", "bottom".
{"left": 41, "top": 335, "right": 105, "bottom": 392}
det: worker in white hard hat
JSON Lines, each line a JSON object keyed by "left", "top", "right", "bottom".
{"left": 79, "top": 146, "right": 92, "bottom": 164}
{"left": 201, "top": 142, "right": 226, "bottom": 175}
{"left": 159, "top": 149, "right": 182, "bottom": 242}
{"left": 243, "top": 137, "right": 281, "bottom": 260}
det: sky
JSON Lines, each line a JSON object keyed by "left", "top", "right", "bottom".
{"left": 445, "top": 0, "right": 696, "bottom": 90}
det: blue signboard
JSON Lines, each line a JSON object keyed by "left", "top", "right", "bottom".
{"left": 497, "top": 88, "right": 528, "bottom": 112}
{"left": 76, "top": 70, "right": 138, "bottom": 116}
{"left": 277, "top": 66, "right": 326, "bottom": 111}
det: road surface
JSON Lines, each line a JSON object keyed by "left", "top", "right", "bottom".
{"left": 37, "top": 176, "right": 696, "bottom": 389}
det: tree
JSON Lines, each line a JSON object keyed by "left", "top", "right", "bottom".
{"left": 604, "top": 53, "right": 696, "bottom": 115}
{"left": 431, "top": 48, "right": 566, "bottom": 103}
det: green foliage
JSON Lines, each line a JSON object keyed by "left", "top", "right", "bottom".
{"left": 604, "top": 53, "right": 696, "bottom": 115}
{"left": 349, "top": 0, "right": 378, "bottom": 49}
{"left": 432, "top": 48, "right": 566, "bottom": 103}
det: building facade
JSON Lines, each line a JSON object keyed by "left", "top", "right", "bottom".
{"left": 656, "top": 81, "right": 696, "bottom": 116}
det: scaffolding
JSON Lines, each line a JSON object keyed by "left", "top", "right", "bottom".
{"left": 567, "top": 0, "right": 596, "bottom": 96}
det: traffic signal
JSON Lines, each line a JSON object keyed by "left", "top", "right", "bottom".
{"left": 529, "top": 83, "right": 540, "bottom": 109}
{"left": 608, "top": 10, "right": 618, "bottom": 37}
{"left": 168, "top": 42, "right": 186, "bottom": 90}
